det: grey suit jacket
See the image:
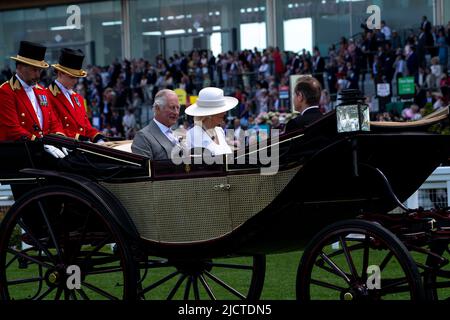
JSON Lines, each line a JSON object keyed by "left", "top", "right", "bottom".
{"left": 131, "top": 120, "right": 174, "bottom": 160}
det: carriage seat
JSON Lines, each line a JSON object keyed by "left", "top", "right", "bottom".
{"left": 102, "top": 140, "right": 133, "bottom": 153}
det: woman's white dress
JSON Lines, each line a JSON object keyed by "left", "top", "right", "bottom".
{"left": 186, "top": 125, "right": 232, "bottom": 156}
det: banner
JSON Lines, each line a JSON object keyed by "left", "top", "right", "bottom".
{"left": 175, "top": 88, "right": 187, "bottom": 105}
{"left": 398, "top": 77, "right": 415, "bottom": 96}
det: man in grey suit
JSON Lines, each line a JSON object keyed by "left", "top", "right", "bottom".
{"left": 131, "top": 89, "right": 181, "bottom": 160}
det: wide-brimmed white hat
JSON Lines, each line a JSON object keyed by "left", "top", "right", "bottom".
{"left": 186, "top": 87, "right": 238, "bottom": 117}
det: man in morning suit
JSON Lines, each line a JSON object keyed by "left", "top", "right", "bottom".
{"left": 0, "top": 41, "right": 68, "bottom": 158}
{"left": 48, "top": 48, "right": 105, "bottom": 143}
{"left": 131, "top": 89, "right": 181, "bottom": 160}
{"left": 285, "top": 76, "right": 323, "bottom": 133}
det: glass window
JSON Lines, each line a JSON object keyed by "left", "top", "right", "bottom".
{"left": 419, "top": 188, "right": 448, "bottom": 210}
{"left": 284, "top": 17, "right": 312, "bottom": 53}
{"left": 240, "top": 22, "right": 267, "bottom": 50}
{"left": 278, "top": 0, "right": 433, "bottom": 54}
{"left": 1, "top": 1, "right": 122, "bottom": 68}
{"left": 130, "top": 0, "right": 268, "bottom": 61}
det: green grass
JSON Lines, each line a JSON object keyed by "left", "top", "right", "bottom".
{"left": 4, "top": 247, "right": 450, "bottom": 300}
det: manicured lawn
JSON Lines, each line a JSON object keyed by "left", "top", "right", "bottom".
{"left": 6, "top": 247, "right": 450, "bottom": 300}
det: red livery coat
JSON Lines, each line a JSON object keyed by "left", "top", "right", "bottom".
{"left": 0, "top": 76, "right": 65, "bottom": 141}
{"left": 47, "top": 82, "right": 102, "bottom": 142}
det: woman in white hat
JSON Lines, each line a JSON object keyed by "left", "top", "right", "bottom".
{"left": 185, "top": 87, "right": 238, "bottom": 156}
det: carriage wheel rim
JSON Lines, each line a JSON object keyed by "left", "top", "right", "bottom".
{"left": 0, "top": 185, "right": 137, "bottom": 301}
{"left": 296, "top": 219, "right": 425, "bottom": 301}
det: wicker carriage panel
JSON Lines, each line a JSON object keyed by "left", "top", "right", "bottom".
{"left": 102, "top": 177, "right": 232, "bottom": 243}
{"left": 152, "top": 177, "right": 232, "bottom": 242}
{"left": 101, "top": 166, "right": 300, "bottom": 243}
{"left": 227, "top": 166, "right": 300, "bottom": 228}
{"left": 101, "top": 181, "right": 158, "bottom": 240}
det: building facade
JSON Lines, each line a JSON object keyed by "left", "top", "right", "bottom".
{"left": 0, "top": 0, "right": 447, "bottom": 67}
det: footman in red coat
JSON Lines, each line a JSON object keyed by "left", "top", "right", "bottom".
{"left": 0, "top": 41, "right": 66, "bottom": 146}
{"left": 47, "top": 48, "right": 105, "bottom": 143}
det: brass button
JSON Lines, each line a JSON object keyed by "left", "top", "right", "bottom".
{"left": 64, "top": 117, "right": 67, "bottom": 120}
{"left": 66, "top": 124, "right": 69, "bottom": 127}
{"left": 80, "top": 128, "right": 83, "bottom": 131}
{"left": 39, "top": 131, "right": 43, "bottom": 135}
{"left": 21, "top": 122, "right": 25, "bottom": 125}
{"left": 21, "top": 113, "right": 25, "bottom": 117}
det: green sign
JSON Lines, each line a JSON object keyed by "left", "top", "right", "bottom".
{"left": 398, "top": 77, "right": 415, "bottom": 96}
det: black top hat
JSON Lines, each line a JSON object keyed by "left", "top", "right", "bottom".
{"left": 10, "top": 41, "right": 49, "bottom": 68}
{"left": 52, "top": 48, "right": 87, "bottom": 77}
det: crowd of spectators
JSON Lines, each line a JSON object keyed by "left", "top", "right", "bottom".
{"left": 2, "top": 15, "right": 450, "bottom": 139}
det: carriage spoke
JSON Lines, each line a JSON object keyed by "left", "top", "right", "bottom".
{"left": 166, "top": 274, "right": 188, "bottom": 300}
{"left": 69, "top": 211, "right": 92, "bottom": 265}
{"left": 193, "top": 276, "right": 200, "bottom": 300}
{"left": 362, "top": 236, "right": 370, "bottom": 282}
{"left": 314, "top": 262, "right": 352, "bottom": 280}
{"left": 204, "top": 270, "right": 246, "bottom": 300}
{"left": 339, "top": 236, "right": 358, "bottom": 279}
{"left": 140, "top": 270, "right": 180, "bottom": 296}
{"left": 18, "top": 220, "right": 57, "bottom": 265}
{"left": 37, "top": 200, "right": 63, "bottom": 262}
{"left": 54, "top": 286, "right": 63, "bottom": 300}
{"left": 81, "top": 235, "right": 112, "bottom": 263}
{"left": 70, "top": 289, "right": 78, "bottom": 300}
{"left": 25, "top": 260, "right": 45, "bottom": 300}
{"left": 77, "top": 288, "right": 90, "bottom": 300}
{"left": 34, "top": 286, "right": 55, "bottom": 300}
{"left": 184, "top": 276, "right": 192, "bottom": 300}
{"left": 379, "top": 251, "right": 394, "bottom": 272}
{"left": 319, "top": 252, "right": 351, "bottom": 284}
{"left": 7, "top": 248, "right": 53, "bottom": 269}
{"left": 7, "top": 277, "right": 43, "bottom": 286}
{"left": 82, "top": 281, "right": 119, "bottom": 300}
{"left": 64, "top": 288, "right": 70, "bottom": 300}
{"left": 6, "top": 254, "right": 19, "bottom": 269}
{"left": 199, "top": 274, "right": 216, "bottom": 300}
{"left": 326, "top": 242, "right": 365, "bottom": 260}
{"left": 310, "top": 278, "right": 346, "bottom": 292}
{"left": 378, "top": 278, "right": 410, "bottom": 295}
{"left": 207, "top": 262, "right": 253, "bottom": 270}
{"left": 84, "top": 266, "right": 123, "bottom": 276}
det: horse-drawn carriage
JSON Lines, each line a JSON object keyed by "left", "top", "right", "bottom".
{"left": 1, "top": 106, "right": 450, "bottom": 300}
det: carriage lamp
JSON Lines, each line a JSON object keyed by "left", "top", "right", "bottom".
{"left": 336, "top": 89, "right": 370, "bottom": 133}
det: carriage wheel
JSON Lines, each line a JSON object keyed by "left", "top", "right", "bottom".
{"left": 297, "top": 219, "right": 425, "bottom": 301}
{"left": 0, "top": 185, "right": 137, "bottom": 300}
{"left": 422, "top": 241, "right": 450, "bottom": 300}
{"left": 137, "top": 255, "right": 265, "bottom": 300}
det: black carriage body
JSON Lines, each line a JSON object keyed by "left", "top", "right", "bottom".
{"left": 1, "top": 111, "right": 450, "bottom": 260}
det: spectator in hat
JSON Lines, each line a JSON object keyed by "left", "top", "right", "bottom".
{"left": 48, "top": 48, "right": 105, "bottom": 143}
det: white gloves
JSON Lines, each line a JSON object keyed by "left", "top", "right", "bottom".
{"left": 44, "top": 145, "right": 69, "bottom": 159}
{"left": 96, "top": 139, "right": 105, "bottom": 144}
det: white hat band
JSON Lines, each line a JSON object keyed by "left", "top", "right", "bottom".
{"left": 197, "top": 99, "right": 226, "bottom": 107}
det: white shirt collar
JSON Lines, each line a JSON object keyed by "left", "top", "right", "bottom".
{"left": 301, "top": 106, "right": 319, "bottom": 115}
{"left": 55, "top": 79, "right": 74, "bottom": 96}
{"left": 153, "top": 118, "right": 172, "bottom": 134}
{"left": 15, "top": 74, "right": 33, "bottom": 91}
